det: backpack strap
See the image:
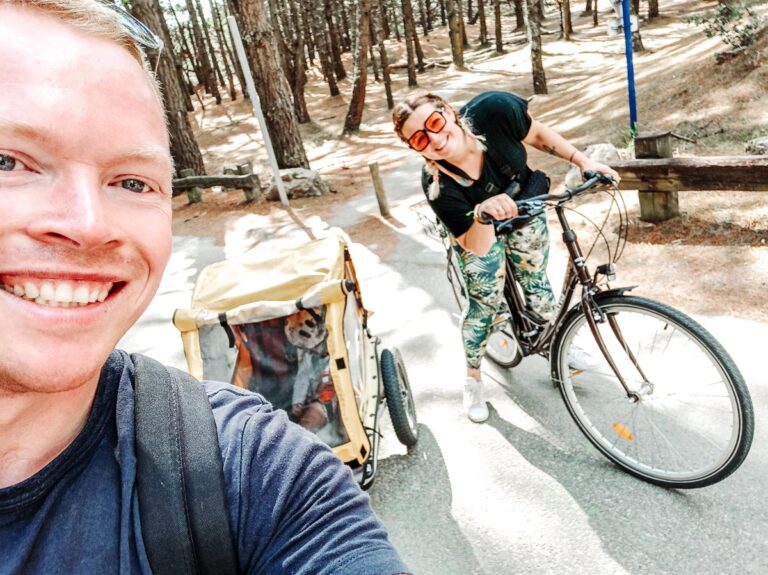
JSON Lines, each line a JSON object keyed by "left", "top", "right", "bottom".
{"left": 132, "top": 353, "right": 239, "bottom": 575}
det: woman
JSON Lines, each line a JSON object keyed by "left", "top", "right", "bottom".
{"left": 392, "top": 90, "right": 619, "bottom": 423}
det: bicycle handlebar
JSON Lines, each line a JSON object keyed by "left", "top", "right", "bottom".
{"left": 483, "top": 171, "right": 616, "bottom": 234}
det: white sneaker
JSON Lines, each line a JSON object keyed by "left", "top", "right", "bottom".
{"left": 463, "top": 377, "right": 489, "bottom": 423}
{"left": 568, "top": 347, "right": 599, "bottom": 372}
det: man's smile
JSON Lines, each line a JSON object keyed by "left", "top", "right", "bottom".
{"left": 0, "top": 277, "right": 119, "bottom": 307}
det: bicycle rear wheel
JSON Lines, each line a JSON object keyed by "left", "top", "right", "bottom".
{"left": 446, "top": 255, "right": 523, "bottom": 368}
{"left": 551, "top": 295, "right": 753, "bottom": 488}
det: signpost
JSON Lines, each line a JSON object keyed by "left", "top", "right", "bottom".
{"left": 608, "top": 0, "right": 639, "bottom": 134}
{"left": 227, "top": 16, "right": 289, "bottom": 206}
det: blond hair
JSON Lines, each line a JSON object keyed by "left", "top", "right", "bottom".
{"left": 3, "top": 0, "right": 162, "bottom": 102}
{"left": 392, "top": 90, "right": 485, "bottom": 200}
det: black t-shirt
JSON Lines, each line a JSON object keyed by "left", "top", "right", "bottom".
{"left": 421, "top": 91, "right": 533, "bottom": 237}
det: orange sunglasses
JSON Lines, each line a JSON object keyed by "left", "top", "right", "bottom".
{"left": 407, "top": 110, "right": 448, "bottom": 152}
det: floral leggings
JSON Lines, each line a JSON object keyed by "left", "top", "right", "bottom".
{"left": 454, "top": 212, "right": 555, "bottom": 370}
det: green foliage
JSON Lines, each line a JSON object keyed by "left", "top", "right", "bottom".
{"left": 686, "top": 1, "right": 762, "bottom": 51}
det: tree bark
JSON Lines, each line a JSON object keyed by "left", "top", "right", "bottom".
{"left": 310, "top": 0, "right": 341, "bottom": 96}
{"left": 417, "top": 0, "right": 429, "bottom": 36}
{"left": 325, "top": 0, "right": 348, "bottom": 80}
{"left": 212, "top": 1, "right": 237, "bottom": 100}
{"left": 477, "top": 0, "right": 488, "bottom": 45}
{"left": 338, "top": 0, "right": 353, "bottom": 50}
{"left": 131, "top": 0, "right": 206, "bottom": 176}
{"left": 494, "top": 0, "right": 503, "bottom": 52}
{"left": 648, "top": 0, "right": 659, "bottom": 19}
{"left": 513, "top": 0, "right": 525, "bottom": 30}
{"left": 524, "top": 0, "right": 547, "bottom": 94}
{"left": 402, "top": 0, "right": 425, "bottom": 74}
{"left": 459, "top": 0, "right": 469, "bottom": 47}
{"left": 402, "top": 0, "right": 418, "bottom": 86}
{"left": 446, "top": 0, "right": 465, "bottom": 68}
{"left": 170, "top": 4, "right": 202, "bottom": 89}
{"left": 562, "top": 0, "right": 573, "bottom": 37}
{"left": 372, "top": 0, "right": 394, "bottom": 109}
{"left": 195, "top": 0, "right": 226, "bottom": 89}
{"left": 267, "top": 0, "right": 309, "bottom": 122}
{"left": 389, "top": 0, "right": 402, "bottom": 41}
{"left": 439, "top": 0, "right": 447, "bottom": 26}
{"left": 343, "top": 0, "right": 372, "bottom": 134}
{"left": 185, "top": 0, "right": 221, "bottom": 103}
{"left": 230, "top": 0, "right": 309, "bottom": 168}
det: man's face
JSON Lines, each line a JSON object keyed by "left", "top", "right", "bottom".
{"left": 0, "top": 6, "right": 173, "bottom": 393}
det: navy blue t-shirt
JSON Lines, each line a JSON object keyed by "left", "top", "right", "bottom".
{"left": 0, "top": 351, "right": 408, "bottom": 575}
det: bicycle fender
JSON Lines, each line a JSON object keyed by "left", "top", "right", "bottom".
{"left": 592, "top": 286, "right": 638, "bottom": 300}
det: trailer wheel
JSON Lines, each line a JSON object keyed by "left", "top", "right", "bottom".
{"left": 380, "top": 348, "right": 418, "bottom": 447}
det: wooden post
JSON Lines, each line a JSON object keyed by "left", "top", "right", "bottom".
{"left": 368, "top": 162, "right": 390, "bottom": 218}
{"left": 237, "top": 161, "right": 258, "bottom": 202}
{"left": 635, "top": 131, "right": 679, "bottom": 222}
{"left": 180, "top": 168, "right": 203, "bottom": 204}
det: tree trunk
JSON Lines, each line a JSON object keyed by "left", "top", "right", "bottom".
{"left": 230, "top": 0, "right": 309, "bottom": 168}
{"left": 343, "top": 0, "right": 372, "bottom": 134}
{"left": 402, "top": 0, "right": 425, "bottom": 73}
{"left": 524, "top": 0, "right": 547, "bottom": 94}
{"left": 562, "top": 0, "right": 573, "bottom": 39}
{"left": 514, "top": 0, "right": 525, "bottom": 30}
{"left": 446, "top": 0, "right": 465, "bottom": 68}
{"left": 368, "top": 15, "right": 380, "bottom": 81}
{"left": 338, "top": 0, "right": 353, "bottom": 50}
{"left": 131, "top": 0, "right": 206, "bottom": 176}
{"left": 583, "top": 0, "right": 592, "bottom": 14}
{"left": 648, "top": 0, "right": 659, "bottom": 19}
{"left": 439, "top": 0, "right": 447, "bottom": 26}
{"left": 310, "top": 0, "right": 341, "bottom": 96}
{"left": 402, "top": 0, "right": 418, "bottom": 85}
{"left": 477, "top": 0, "right": 488, "bottom": 45}
{"left": 301, "top": 0, "right": 316, "bottom": 64}
{"left": 389, "top": 0, "right": 402, "bottom": 41}
{"left": 212, "top": 1, "right": 237, "bottom": 100}
{"left": 417, "top": 0, "right": 429, "bottom": 36}
{"left": 170, "top": 4, "right": 202, "bottom": 89}
{"left": 459, "top": 0, "right": 469, "bottom": 47}
{"left": 380, "top": 0, "right": 392, "bottom": 37}
{"left": 268, "top": 0, "right": 309, "bottom": 122}
{"left": 325, "top": 0, "right": 348, "bottom": 80}
{"left": 494, "top": 0, "right": 503, "bottom": 52}
{"left": 285, "top": 0, "right": 311, "bottom": 122}
{"left": 185, "top": 0, "right": 221, "bottom": 103}
{"left": 195, "top": 0, "right": 226, "bottom": 89}
{"left": 425, "top": 0, "right": 434, "bottom": 31}
{"left": 372, "top": 0, "right": 394, "bottom": 109}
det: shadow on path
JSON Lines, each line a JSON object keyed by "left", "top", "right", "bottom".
{"left": 368, "top": 424, "right": 485, "bottom": 575}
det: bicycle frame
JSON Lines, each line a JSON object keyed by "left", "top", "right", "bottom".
{"left": 503, "top": 201, "right": 644, "bottom": 400}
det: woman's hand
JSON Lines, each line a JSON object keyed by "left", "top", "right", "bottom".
{"left": 475, "top": 193, "right": 519, "bottom": 222}
{"left": 579, "top": 159, "right": 621, "bottom": 184}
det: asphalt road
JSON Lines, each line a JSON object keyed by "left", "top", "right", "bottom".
{"left": 121, "top": 158, "right": 767, "bottom": 575}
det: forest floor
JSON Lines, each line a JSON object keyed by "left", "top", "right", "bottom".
{"left": 172, "top": 0, "right": 768, "bottom": 322}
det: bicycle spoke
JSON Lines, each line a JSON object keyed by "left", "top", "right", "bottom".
{"left": 555, "top": 296, "right": 752, "bottom": 487}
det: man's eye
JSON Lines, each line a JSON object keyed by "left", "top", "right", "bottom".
{"left": 121, "top": 178, "right": 150, "bottom": 193}
{"left": 0, "top": 153, "right": 20, "bottom": 172}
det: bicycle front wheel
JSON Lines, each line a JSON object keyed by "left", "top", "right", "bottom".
{"left": 551, "top": 295, "right": 754, "bottom": 488}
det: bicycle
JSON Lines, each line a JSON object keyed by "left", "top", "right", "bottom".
{"left": 418, "top": 171, "right": 754, "bottom": 488}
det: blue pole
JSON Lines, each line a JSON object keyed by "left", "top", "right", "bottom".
{"left": 622, "top": 0, "right": 638, "bottom": 134}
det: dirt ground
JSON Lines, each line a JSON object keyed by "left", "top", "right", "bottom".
{"left": 173, "top": 0, "right": 768, "bottom": 322}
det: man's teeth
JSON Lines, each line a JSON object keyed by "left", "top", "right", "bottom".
{"left": 2, "top": 280, "right": 112, "bottom": 307}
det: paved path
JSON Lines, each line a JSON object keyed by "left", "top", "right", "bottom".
{"left": 122, "top": 159, "right": 768, "bottom": 574}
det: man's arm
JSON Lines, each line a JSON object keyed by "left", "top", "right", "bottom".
{"left": 207, "top": 383, "right": 410, "bottom": 575}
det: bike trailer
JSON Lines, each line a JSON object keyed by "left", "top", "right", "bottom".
{"left": 173, "top": 230, "right": 417, "bottom": 487}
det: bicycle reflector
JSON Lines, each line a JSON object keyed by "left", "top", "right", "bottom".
{"left": 612, "top": 423, "right": 634, "bottom": 441}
